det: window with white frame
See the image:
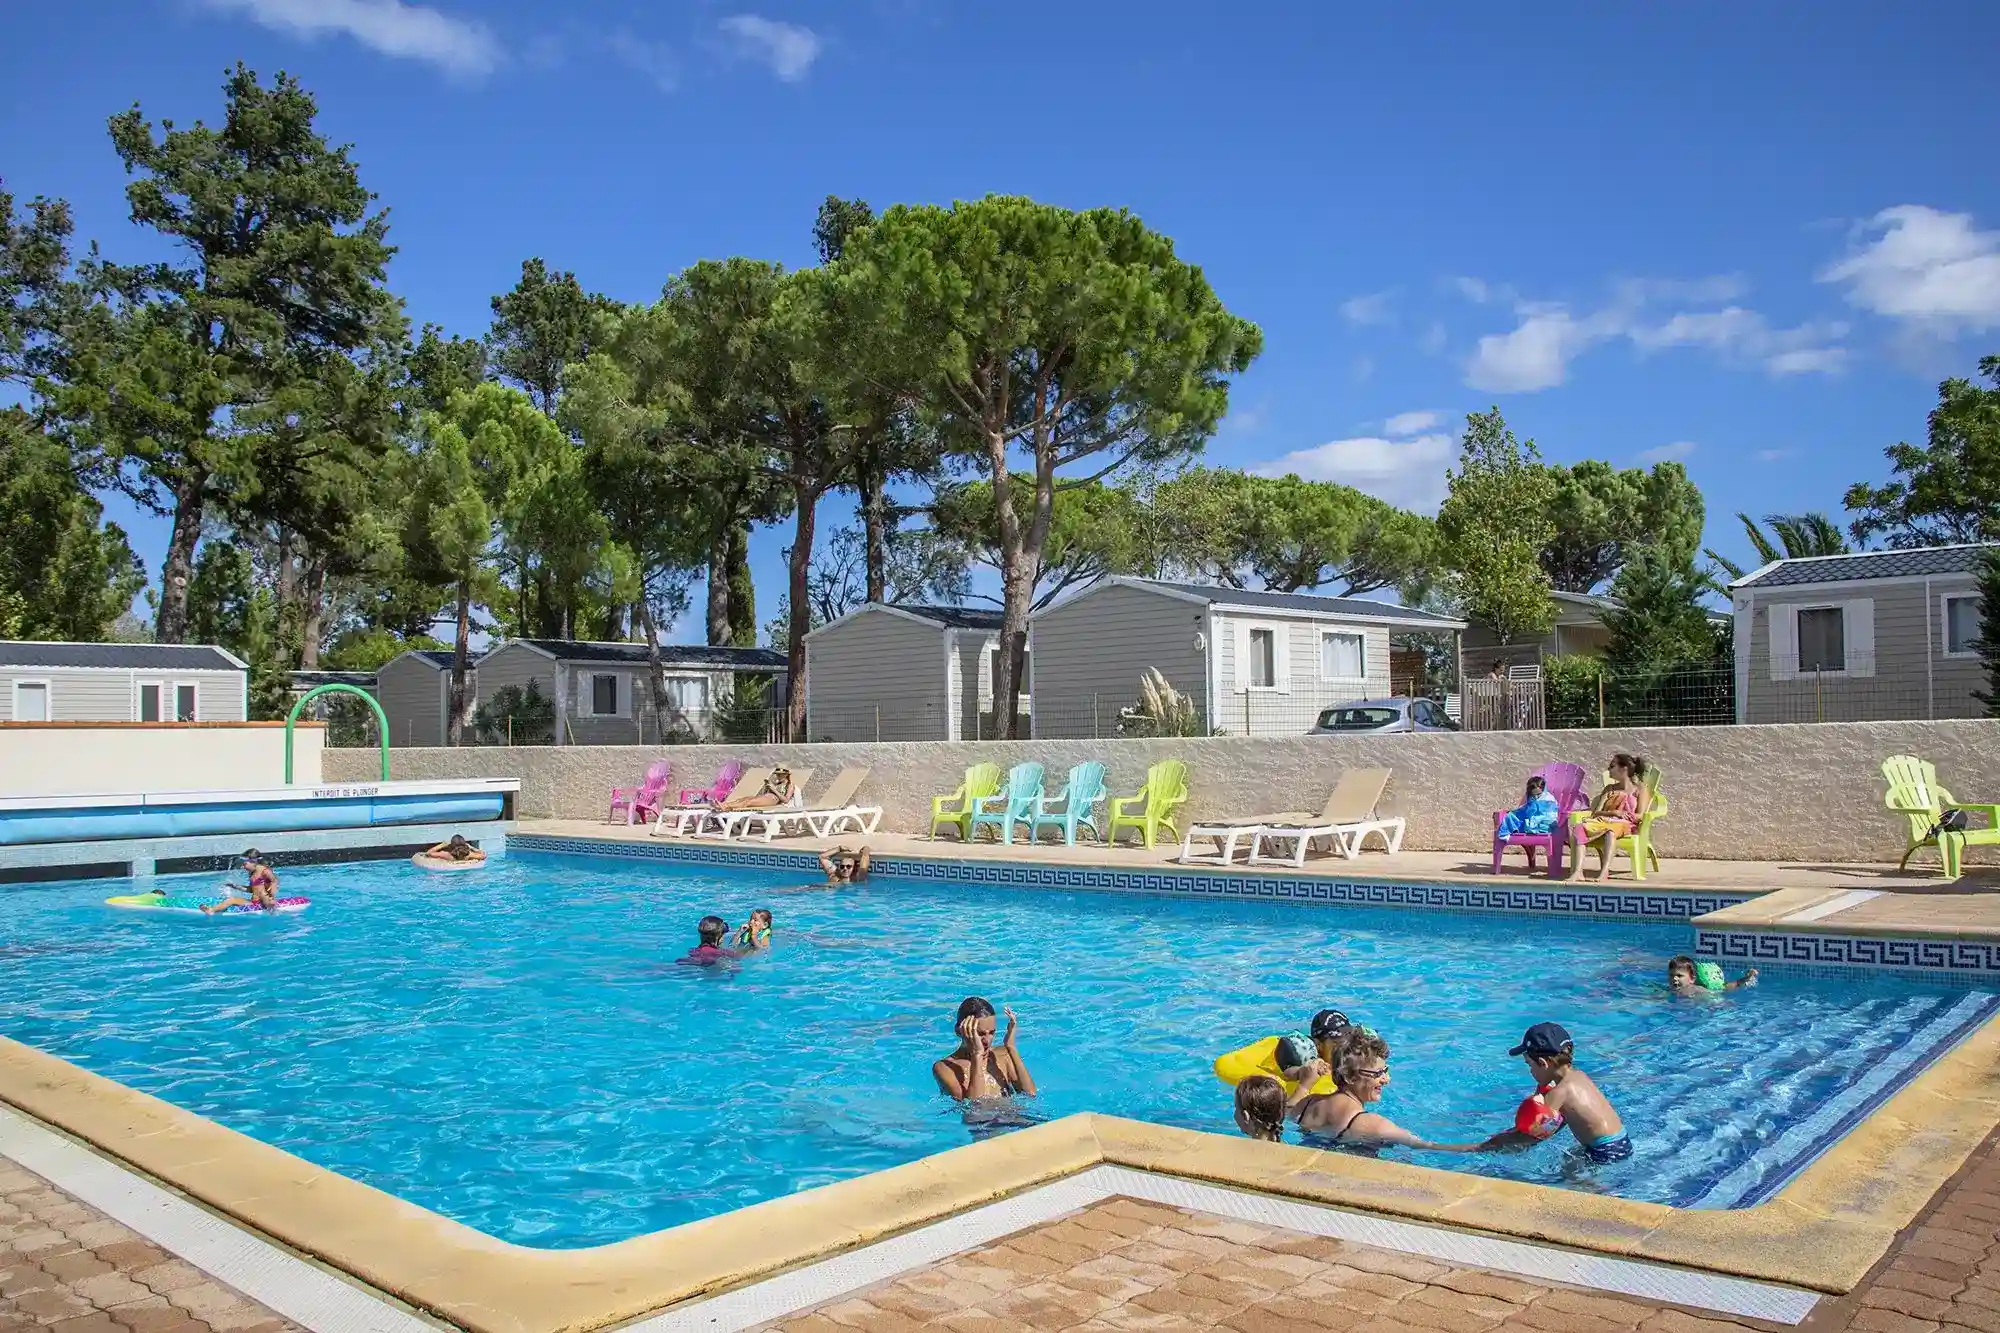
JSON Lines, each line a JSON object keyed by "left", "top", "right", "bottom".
{"left": 663, "top": 677, "right": 710, "bottom": 713}
{"left": 1797, "top": 607, "right": 1845, "bottom": 673}
{"left": 137, "top": 681, "right": 196, "bottom": 721}
{"left": 1248, "top": 628, "right": 1277, "bottom": 688}
{"left": 589, "top": 673, "right": 620, "bottom": 715}
{"left": 13, "top": 681, "right": 49, "bottom": 722}
{"left": 1319, "top": 630, "right": 1365, "bottom": 681}
{"left": 1944, "top": 594, "right": 1982, "bottom": 657}
{"left": 176, "top": 683, "right": 197, "bottom": 721}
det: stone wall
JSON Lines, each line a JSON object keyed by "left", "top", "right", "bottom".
{"left": 326, "top": 718, "right": 2000, "bottom": 863}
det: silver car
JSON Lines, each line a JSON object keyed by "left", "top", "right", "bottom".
{"left": 1308, "top": 696, "right": 1459, "bottom": 735}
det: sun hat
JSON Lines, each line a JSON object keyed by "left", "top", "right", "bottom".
{"left": 1508, "top": 1022, "right": 1574, "bottom": 1057}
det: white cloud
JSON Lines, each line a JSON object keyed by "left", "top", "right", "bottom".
{"left": 1222, "top": 402, "right": 1267, "bottom": 435}
{"left": 1250, "top": 433, "right": 1456, "bottom": 513}
{"left": 1765, "top": 346, "right": 1850, "bottom": 376}
{"left": 1383, "top": 410, "right": 1443, "bottom": 437}
{"left": 1465, "top": 308, "right": 1618, "bottom": 392}
{"left": 607, "top": 28, "right": 678, "bottom": 91}
{"left": 1339, "top": 291, "right": 1395, "bottom": 327}
{"left": 201, "top": 0, "right": 502, "bottom": 76}
{"left": 1820, "top": 205, "right": 2000, "bottom": 335}
{"left": 1450, "top": 276, "right": 1494, "bottom": 304}
{"left": 1350, "top": 355, "right": 1375, "bottom": 383}
{"left": 1639, "top": 441, "right": 1696, "bottom": 464}
{"left": 1755, "top": 448, "right": 1796, "bottom": 462}
{"left": 1420, "top": 321, "right": 1448, "bottom": 355}
{"left": 718, "top": 14, "right": 822, "bottom": 81}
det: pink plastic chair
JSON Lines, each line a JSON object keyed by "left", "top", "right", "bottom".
{"left": 610, "top": 761, "right": 672, "bottom": 824}
{"left": 676, "top": 761, "right": 744, "bottom": 807}
{"left": 1492, "top": 762, "right": 1588, "bottom": 876}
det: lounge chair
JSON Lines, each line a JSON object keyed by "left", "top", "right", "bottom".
{"left": 677, "top": 761, "right": 745, "bottom": 808}
{"left": 1027, "top": 762, "right": 1107, "bottom": 846}
{"left": 1247, "top": 768, "right": 1404, "bottom": 867}
{"left": 696, "top": 767, "right": 815, "bottom": 840}
{"left": 723, "top": 767, "right": 877, "bottom": 842}
{"left": 1491, "top": 762, "right": 1588, "bottom": 876}
{"left": 969, "top": 762, "right": 1044, "bottom": 844}
{"left": 610, "top": 761, "right": 671, "bottom": 825}
{"left": 1108, "top": 760, "right": 1189, "bottom": 850}
{"left": 1177, "top": 770, "right": 1370, "bottom": 867}
{"left": 930, "top": 763, "right": 1002, "bottom": 841}
{"left": 1569, "top": 765, "right": 1666, "bottom": 880}
{"left": 1883, "top": 754, "right": 2000, "bottom": 880}
{"left": 650, "top": 766, "right": 771, "bottom": 837}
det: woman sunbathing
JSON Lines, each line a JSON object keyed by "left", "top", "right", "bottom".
{"left": 717, "top": 766, "right": 793, "bottom": 812}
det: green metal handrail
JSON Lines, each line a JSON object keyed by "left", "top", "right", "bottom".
{"left": 285, "top": 683, "right": 390, "bottom": 784}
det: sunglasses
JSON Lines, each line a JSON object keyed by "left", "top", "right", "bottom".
{"left": 1352, "top": 1066, "right": 1389, "bottom": 1080}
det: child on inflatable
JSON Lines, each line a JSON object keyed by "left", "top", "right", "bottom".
{"left": 1667, "top": 955, "right": 1756, "bottom": 994}
{"left": 203, "top": 850, "right": 280, "bottom": 915}
{"left": 423, "top": 834, "right": 486, "bottom": 864}
{"left": 676, "top": 915, "right": 742, "bottom": 966}
{"left": 1481, "top": 1023, "right": 1630, "bottom": 1163}
{"left": 734, "top": 908, "right": 774, "bottom": 951}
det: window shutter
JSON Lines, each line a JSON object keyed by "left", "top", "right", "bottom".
{"left": 1273, "top": 624, "right": 1292, "bottom": 694}
{"left": 1768, "top": 606, "right": 1797, "bottom": 681}
{"left": 1233, "top": 621, "right": 1249, "bottom": 693}
{"left": 1844, "top": 599, "right": 1875, "bottom": 678}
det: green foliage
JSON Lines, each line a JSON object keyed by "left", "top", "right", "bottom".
{"left": 1845, "top": 356, "right": 2000, "bottom": 549}
{"left": 1540, "top": 654, "right": 1605, "bottom": 730}
{"left": 0, "top": 180, "right": 74, "bottom": 386}
{"left": 1706, "top": 511, "right": 1849, "bottom": 581}
{"left": 931, "top": 478, "right": 1135, "bottom": 609}
{"left": 713, "top": 675, "right": 774, "bottom": 744}
{"left": 406, "top": 324, "right": 487, "bottom": 415}
{"left": 1152, "top": 468, "right": 1436, "bottom": 596}
{"left": 812, "top": 195, "right": 873, "bottom": 264}
{"left": 1602, "top": 547, "right": 1728, "bottom": 673}
{"left": 1974, "top": 546, "right": 2000, "bottom": 718}
{"left": 322, "top": 627, "right": 445, "bottom": 672}
{"left": 1436, "top": 409, "right": 1558, "bottom": 643}
{"left": 486, "top": 259, "right": 614, "bottom": 416}
{"left": 0, "top": 411, "right": 144, "bottom": 639}
{"left": 1540, "top": 459, "right": 1704, "bottom": 593}
{"left": 472, "top": 681, "right": 555, "bottom": 746}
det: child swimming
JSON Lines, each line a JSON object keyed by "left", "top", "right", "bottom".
{"left": 1667, "top": 955, "right": 1756, "bottom": 993}
{"left": 676, "top": 915, "right": 742, "bottom": 966}
{"left": 733, "top": 908, "right": 773, "bottom": 951}
{"left": 1482, "top": 1023, "right": 1630, "bottom": 1163}
{"left": 1234, "top": 1076, "right": 1287, "bottom": 1142}
{"left": 202, "top": 850, "right": 279, "bottom": 915}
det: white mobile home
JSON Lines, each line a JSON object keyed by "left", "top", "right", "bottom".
{"left": 802, "top": 604, "right": 1019, "bottom": 742}
{"left": 0, "top": 642, "right": 247, "bottom": 722}
{"left": 472, "top": 639, "right": 788, "bottom": 745}
{"left": 376, "top": 650, "right": 463, "bottom": 747}
{"left": 1028, "top": 578, "right": 1465, "bottom": 738}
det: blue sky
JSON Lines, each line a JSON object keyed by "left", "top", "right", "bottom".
{"left": 6, "top": 1, "right": 2000, "bottom": 640}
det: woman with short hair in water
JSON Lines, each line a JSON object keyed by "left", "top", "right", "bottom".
{"left": 1292, "top": 1030, "right": 1479, "bottom": 1154}
{"left": 932, "top": 996, "right": 1036, "bottom": 1100}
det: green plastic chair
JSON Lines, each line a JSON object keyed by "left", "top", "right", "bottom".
{"left": 1028, "top": 762, "right": 1108, "bottom": 846}
{"left": 930, "top": 763, "right": 1002, "bottom": 841}
{"left": 1108, "top": 760, "right": 1189, "bottom": 849}
{"left": 1569, "top": 765, "right": 1665, "bottom": 880}
{"left": 1884, "top": 754, "right": 2000, "bottom": 880}
{"left": 968, "top": 762, "right": 1044, "bottom": 844}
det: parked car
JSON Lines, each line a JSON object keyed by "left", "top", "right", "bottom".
{"left": 1308, "top": 696, "right": 1459, "bottom": 734}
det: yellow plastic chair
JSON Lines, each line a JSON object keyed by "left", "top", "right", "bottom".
{"left": 1883, "top": 754, "right": 2000, "bottom": 880}
{"left": 1569, "top": 765, "right": 1665, "bottom": 880}
{"left": 930, "top": 763, "right": 1002, "bottom": 841}
{"left": 1108, "top": 760, "right": 1189, "bottom": 849}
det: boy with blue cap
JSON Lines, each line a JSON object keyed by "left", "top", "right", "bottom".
{"left": 1481, "top": 1022, "right": 1630, "bottom": 1163}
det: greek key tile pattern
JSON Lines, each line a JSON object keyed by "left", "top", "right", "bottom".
{"left": 513, "top": 834, "right": 1750, "bottom": 922}
{"left": 1697, "top": 928, "right": 2000, "bottom": 975}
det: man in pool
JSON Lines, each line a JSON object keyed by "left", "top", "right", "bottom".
{"left": 203, "top": 850, "right": 279, "bottom": 915}
{"left": 676, "top": 915, "right": 741, "bottom": 966}
{"left": 1480, "top": 1022, "right": 1630, "bottom": 1163}
{"left": 817, "top": 846, "right": 871, "bottom": 885}
{"left": 933, "top": 996, "right": 1036, "bottom": 1100}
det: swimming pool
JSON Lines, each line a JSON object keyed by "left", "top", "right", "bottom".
{"left": 0, "top": 849, "right": 1990, "bottom": 1248}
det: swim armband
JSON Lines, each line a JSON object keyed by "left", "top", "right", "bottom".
{"left": 1693, "top": 961, "right": 1726, "bottom": 992}
{"left": 1514, "top": 1094, "right": 1564, "bottom": 1139}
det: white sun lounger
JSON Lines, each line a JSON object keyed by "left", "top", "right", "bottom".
{"left": 695, "top": 767, "right": 816, "bottom": 840}
{"left": 1177, "top": 805, "right": 1318, "bottom": 865}
{"left": 1247, "top": 768, "right": 1406, "bottom": 867}
{"left": 648, "top": 766, "right": 771, "bottom": 837}
{"left": 725, "top": 767, "right": 881, "bottom": 842}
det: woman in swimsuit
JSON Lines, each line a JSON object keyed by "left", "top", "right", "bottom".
{"left": 717, "top": 766, "right": 794, "bottom": 813}
{"left": 932, "top": 996, "right": 1037, "bottom": 1100}
{"left": 1566, "top": 753, "right": 1650, "bottom": 883}
{"left": 1291, "top": 1030, "right": 1480, "bottom": 1154}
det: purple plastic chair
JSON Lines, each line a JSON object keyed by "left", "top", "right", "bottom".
{"left": 676, "top": 760, "right": 745, "bottom": 807}
{"left": 1492, "top": 762, "right": 1588, "bottom": 876}
{"left": 610, "top": 761, "right": 672, "bottom": 825}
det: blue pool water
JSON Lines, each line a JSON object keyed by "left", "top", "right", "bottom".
{"left": 0, "top": 850, "right": 1991, "bottom": 1248}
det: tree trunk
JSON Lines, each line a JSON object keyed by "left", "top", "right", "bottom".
{"left": 297, "top": 558, "right": 327, "bottom": 669}
{"left": 727, "top": 522, "right": 757, "bottom": 646}
{"left": 637, "top": 595, "right": 670, "bottom": 744}
{"left": 446, "top": 579, "right": 473, "bottom": 745}
{"left": 784, "top": 485, "right": 818, "bottom": 738}
{"left": 984, "top": 428, "right": 1052, "bottom": 741}
{"left": 154, "top": 474, "right": 207, "bottom": 644}
{"left": 857, "top": 441, "right": 888, "bottom": 603}
{"left": 705, "top": 530, "right": 731, "bottom": 645}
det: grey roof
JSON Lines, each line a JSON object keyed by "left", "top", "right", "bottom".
{"left": 406, "top": 650, "right": 458, "bottom": 668}
{"left": 1127, "top": 579, "right": 1468, "bottom": 628}
{"left": 887, "top": 604, "right": 1008, "bottom": 631}
{"left": 512, "top": 639, "right": 787, "bottom": 670}
{"left": 289, "top": 670, "right": 377, "bottom": 689}
{"left": 1733, "top": 544, "right": 1999, "bottom": 590}
{"left": 0, "top": 641, "right": 243, "bottom": 671}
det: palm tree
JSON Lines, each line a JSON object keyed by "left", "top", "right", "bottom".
{"left": 1706, "top": 512, "right": 1850, "bottom": 581}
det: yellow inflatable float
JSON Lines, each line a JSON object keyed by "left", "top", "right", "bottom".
{"left": 1213, "top": 1035, "right": 1336, "bottom": 1097}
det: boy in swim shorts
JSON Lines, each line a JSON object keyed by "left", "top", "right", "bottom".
{"left": 677, "top": 915, "right": 742, "bottom": 966}
{"left": 1480, "top": 1022, "right": 1631, "bottom": 1163}
{"left": 203, "top": 850, "right": 279, "bottom": 914}
{"left": 1667, "top": 955, "right": 1756, "bottom": 993}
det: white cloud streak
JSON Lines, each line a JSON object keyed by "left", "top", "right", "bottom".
{"left": 1251, "top": 434, "right": 1456, "bottom": 513}
{"left": 718, "top": 14, "right": 823, "bottom": 81}
{"left": 1820, "top": 205, "right": 2000, "bottom": 335}
{"left": 1383, "top": 410, "right": 1443, "bottom": 437}
{"left": 1639, "top": 441, "right": 1696, "bottom": 464}
{"left": 201, "top": 0, "right": 502, "bottom": 76}
{"left": 1339, "top": 291, "right": 1395, "bottom": 327}
{"left": 607, "top": 28, "right": 678, "bottom": 91}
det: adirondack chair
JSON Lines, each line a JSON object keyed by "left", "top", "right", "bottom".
{"left": 609, "top": 761, "right": 671, "bottom": 825}
{"left": 1108, "top": 760, "right": 1189, "bottom": 850}
{"left": 677, "top": 760, "right": 744, "bottom": 807}
{"left": 1883, "top": 754, "right": 2000, "bottom": 879}
{"left": 968, "top": 762, "right": 1045, "bottom": 844}
{"left": 1492, "top": 762, "right": 1589, "bottom": 876}
{"left": 930, "top": 763, "right": 1003, "bottom": 841}
{"left": 1028, "top": 762, "right": 1108, "bottom": 846}
{"left": 1570, "top": 764, "right": 1666, "bottom": 880}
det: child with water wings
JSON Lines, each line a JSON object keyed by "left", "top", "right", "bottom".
{"left": 1481, "top": 1023, "right": 1630, "bottom": 1163}
{"left": 1667, "top": 955, "right": 1757, "bottom": 993}
{"left": 733, "top": 908, "right": 773, "bottom": 951}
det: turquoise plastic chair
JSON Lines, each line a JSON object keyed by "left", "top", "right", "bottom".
{"left": 968, "top": 762, "right": 1044, "bottom": 844}
{"left": 1028, "top": 762, "right": 1107, "bottom": 846}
